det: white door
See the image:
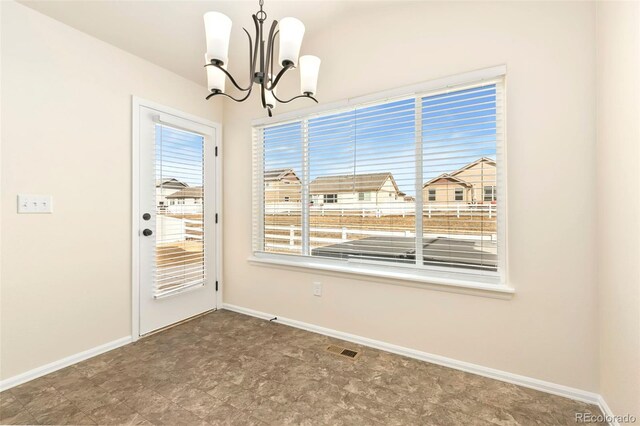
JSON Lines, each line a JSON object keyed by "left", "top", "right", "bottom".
{"left": 135, "top": 102, "right": 218, "bottom": 336}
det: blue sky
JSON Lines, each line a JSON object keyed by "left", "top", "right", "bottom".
{"left": 265, "top": 84, "right": 497, "bottom": 196}
{"left": 155, "top": 125, "right": 204, "bottom": 187}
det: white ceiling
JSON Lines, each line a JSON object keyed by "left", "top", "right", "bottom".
{"left": 18, "top": 0, "right": 378, "bottom": 86}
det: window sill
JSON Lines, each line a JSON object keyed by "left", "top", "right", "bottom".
{"left": 247, "top": 254, "right": 514, "bottom": 299}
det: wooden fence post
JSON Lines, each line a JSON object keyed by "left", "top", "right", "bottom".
{"left": 342, "top": 227, "right": 347, "bottom": 241}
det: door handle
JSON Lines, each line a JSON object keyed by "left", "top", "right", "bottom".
{"left": 142, "top": 229, "right": 153, "bottom": 237}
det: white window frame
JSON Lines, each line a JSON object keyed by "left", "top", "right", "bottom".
{"left": 250, "top": 66, "right": 511, "bottom": 296}
{"left": 484, "top": 185, "right": 497, "bottom": 202}
{"left": 324, "top": 194, "right": 338, "bottom": 204}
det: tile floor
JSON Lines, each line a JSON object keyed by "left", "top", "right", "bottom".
{"left": 0, "top": 310, "right": 604, "bottom": 425}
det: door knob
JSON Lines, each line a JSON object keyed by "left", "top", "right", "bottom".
{"left": 142, "top": 229, "right": 153, "bottom": 236}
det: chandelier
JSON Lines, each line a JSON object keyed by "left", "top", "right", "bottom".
{"left": 203, "top": 0, "right": 320, "bottom": 117}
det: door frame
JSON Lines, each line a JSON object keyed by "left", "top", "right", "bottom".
{"left": 131, "top": 96, "right": 222, "bottom": 341}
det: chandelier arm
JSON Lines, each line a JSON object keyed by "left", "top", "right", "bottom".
{"left": 266, "top": 62, "right": 294, "bottom": 91}
{"left": 251, "top": 15, "right": 260, "bottom": 76}
{"left": 205, "top": 88, "right": 253, "bottom": 102}
{"left": 205, "top": 63, "right": 252, "bottom": 92}
{"left": 264, "top": 20, "right": 278, "bottom": 82}
{"left": 270, "top": 30, "right": 279, "bottom": 79}
{"left": 272, "top": 92, "right": 319, "bottom": 104}
{"left": 258, "top": 20, "right": 264, "bottom": 77}
{"left": 243, "top": 27, "right": 255, "bottom": 82}
{"left": 260, "top": 78, "right": 267, "bottom": 109}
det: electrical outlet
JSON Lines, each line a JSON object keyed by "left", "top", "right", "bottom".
{"left": 17, "top": 194, "right": 53, "bottom": 213}
{"left": 313, "top": 281, "right": 322, "bottom": 297}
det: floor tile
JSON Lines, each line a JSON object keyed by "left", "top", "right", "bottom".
{"left": 0, "top": 309, "right": 604, "bottom": 425}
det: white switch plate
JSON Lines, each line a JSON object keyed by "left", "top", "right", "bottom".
{"left": 313, "top": 281, "right": 322, "bottom": 297}
{"left": 17, "top": 194, "right": 53, "bottom": 213}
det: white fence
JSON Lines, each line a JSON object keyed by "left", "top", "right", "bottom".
{"left": 264, "top": 202, "right": 496, "bottom": 218}
{"left": 264, "top": 224, "right": 496, "bottom": 250}
{"left": 157, "top": 215, "right": 203, "bottom": 242}
{"left": 166, "top": 205, "right": 203, "bottom": 214}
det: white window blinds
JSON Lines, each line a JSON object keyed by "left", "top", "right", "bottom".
{"left": 154, "top": 124, "right": 206, "bottom": 298}
{"left": 253, "top": 76, "right": 504, "bottom": 279}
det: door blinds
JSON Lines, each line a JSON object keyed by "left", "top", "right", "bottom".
{"left": 154, "top": 124, "right": 206, "bottom": 298}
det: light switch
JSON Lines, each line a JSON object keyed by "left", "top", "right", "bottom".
{"left": 17, "top": 194, "right": 53, "bottom": 213}
{"left": 313, "top": 281, "right": 322, "bottom": 297}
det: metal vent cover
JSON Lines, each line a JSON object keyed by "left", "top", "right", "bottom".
{"left": 326, "top": 345, "right": 360, "bottom": 360}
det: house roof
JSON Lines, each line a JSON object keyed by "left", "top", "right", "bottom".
{"left": 450, "top": 157, "right": 496, "bottom": 177}
{"left": 423, "top": 157, "right": 496, "bottom": 188}
{"left": 166, "top": 187, "right": 203, "bottom": 199}
{"left": 264, "top": 168, "right": 300, "bottom": 182}
{"left": 423, "top": 173, "right": 473, "bottom": 188}
{"left": 310, "top": 172, "right": 400, "bottom": 194}
{"left": 156, "top": 178, "right": 188, "bottom": 189}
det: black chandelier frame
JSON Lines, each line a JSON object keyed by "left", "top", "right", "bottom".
{"left": 204, "top": 0, "right": 318, "bottom": 117}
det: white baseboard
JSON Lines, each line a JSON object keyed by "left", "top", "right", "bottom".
{"left": 0, "top": 336, "right": 132, "bottom": 392}
{"left": 223, "top": 303, "right": 602, "bottom": 406}
{"left": 597, "top": 396, "right": 620, "bottom": 426}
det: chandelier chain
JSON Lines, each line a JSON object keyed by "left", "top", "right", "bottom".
{"left": 256, "top": 0, "right": 266, "bottom": 22}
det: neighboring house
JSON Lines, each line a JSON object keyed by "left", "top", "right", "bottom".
{"left": 310, "top": 172, "right": 403, "bottom": 205}
{"left": 165, "top": 187, "right": 204, "bottom": 213}
{"left": 156, "top": 178, "right": 188, "bottom": 210}
{"left": 422, "top": 157, "right": 497, "bottom": 204}
{"left": 264, "top": 168, "right": 301, "bottom": 203}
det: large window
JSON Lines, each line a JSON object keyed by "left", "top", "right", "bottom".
{"left": 253, "top": 70, "right": 505, "bottom": 286}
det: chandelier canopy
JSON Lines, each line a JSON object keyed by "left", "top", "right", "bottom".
{"left": 203, "top": 0, "right": 320, "bottom": 117}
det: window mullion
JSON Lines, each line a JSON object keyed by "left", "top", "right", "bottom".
{"left": 301, "top": 119, "right": 310, "bottom": 255}
{"left": 414, "top": 96, "right": 424, "bottom": 266}
{"left": 254, "top": 127, "right": 265, "bottom": 253}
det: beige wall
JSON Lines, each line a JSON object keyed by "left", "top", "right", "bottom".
{"left": 423, "top": 180, "right": 470, "bottom": 204}
{"left": 223, "top": 1, "right": 599, "bottom": 392}
{"left": 455, "top": 161, "right": 497, "bottom": 203}
{"left": 596, "top": 1, "right": 640, "bottom": 418}
{"left": 265, "top": 180, "right": 302, "bottom": 203}
{"left": 0, "top": 1, "right": 221, "bottom": 379}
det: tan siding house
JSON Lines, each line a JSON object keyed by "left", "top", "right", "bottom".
{"left": 156, "top": 178, "right": 188, "bottom": 210}
{"left": 423, "top": 157, "right": 497, "bottom": 204}
{"left": 264, "top": 168, "right": 301, "bottom": 203}
{"left": 310, "top": 172, "right": 404, "bottom": 205}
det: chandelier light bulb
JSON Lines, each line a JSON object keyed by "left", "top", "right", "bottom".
{"left": 299, "top": 55, "right": 321, "bottom": 95}
{"left": 265, "top": 74, "right": 277, "bottom": 108}
{"left": 204, "top": 12, "right": 232, "bottom": 64}
{"left": 205, "top": 54, "right": 227, "bottom": 92}
{"left": 278, "top": 17, "right": 305, "bottom": 67}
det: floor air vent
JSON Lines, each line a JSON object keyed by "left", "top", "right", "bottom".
{"left": 326, "top": 345, "right": 361, "bottom": 360}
